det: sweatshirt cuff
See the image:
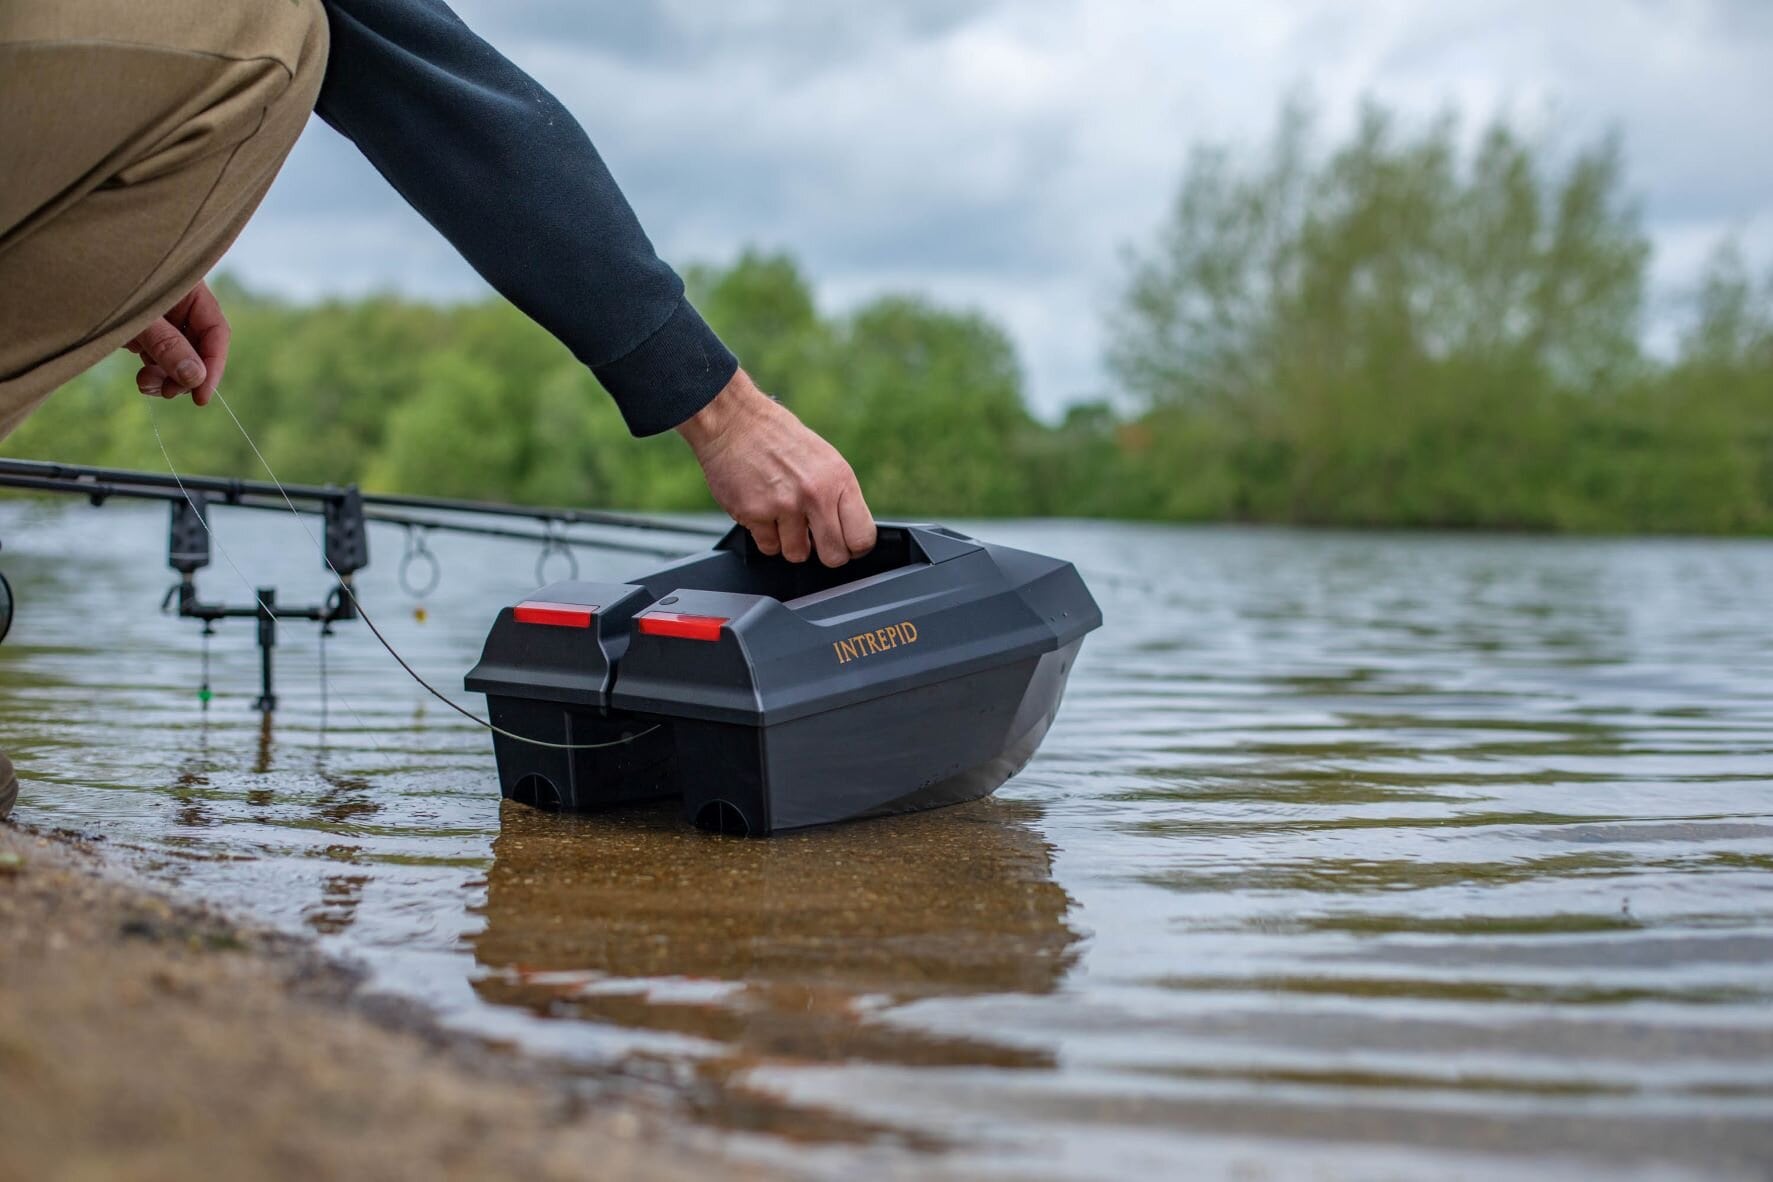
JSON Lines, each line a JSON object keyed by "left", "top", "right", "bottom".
{"left": 591, "top": 297, "right": 739, "bottom": 437}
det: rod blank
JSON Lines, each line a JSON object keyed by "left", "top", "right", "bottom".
{"left": 0, "top": 458, "right": 723, "bottom": 538}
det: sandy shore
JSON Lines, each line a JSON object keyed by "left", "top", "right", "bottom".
{"left": 0, "top": 820, "right": 765, "bottom": 1181}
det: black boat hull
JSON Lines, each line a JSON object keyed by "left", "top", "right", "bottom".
{"left": 467, "top": 523, "right": 1100, "bottom": 836}
{"left": 480, "top": 639, "right": 1081, "bottom": 835}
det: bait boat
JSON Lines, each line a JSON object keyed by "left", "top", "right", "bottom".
{"left": 465, "top": 523, "right": 1100, "bottom": 835}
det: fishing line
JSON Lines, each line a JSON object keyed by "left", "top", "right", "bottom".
{"left": 152, "top": 403, "right": 386, "bottom": 751}
{"left": 177, "top": 389, "right": 656, "bottom": 753}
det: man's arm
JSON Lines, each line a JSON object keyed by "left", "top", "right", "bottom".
{"left": 312, "top": 0, "right": 875, "bottom": 562}
{"left": 314, "top": 0, "right": 728, "bottom": 436}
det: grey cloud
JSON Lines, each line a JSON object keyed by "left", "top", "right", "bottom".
{"left": 223, "top": 0, "right": 1773, "bottom": 417}
{"left": 451, "top": 0, "right": 1001, "bottom": 74}
{"left": 1705, "top": 0, "right": 1773, "bottom": 40}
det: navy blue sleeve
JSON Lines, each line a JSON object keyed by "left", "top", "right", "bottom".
{"left": 313, "top": 0, "right": 737, "bottom": 436}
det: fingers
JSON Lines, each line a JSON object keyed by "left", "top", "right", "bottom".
{"left": 182, "top": 281, "right": 230, "bottom": 407}
{"left": 837, "top": 482, "right": 877, "bottom": 558}
{"left": 123, "top": 282, "right": 228, "bottom": 403}
{"left": 749, "top": 517, "right": 782, "bottom": 557}
{"left": 808, "top": 485, "right": 853, "bottom": 568}
{"left": 788, "top": 467, "right": 868, "bottom": 567}
{"left": 807, "top": 468, "right": 876, "bottom": 566}
{"left": 775, "top": 514, "right": 813, "bottom": 564}
{"left": 135, "top": 363, "right": 173, "bottom": 398}
{"left": 131, "top": 316, "right": 206, "bottom": 398}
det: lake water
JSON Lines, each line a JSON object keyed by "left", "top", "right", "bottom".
{"left": 3, "top": 500, "right": 1771, "bottom": 1179}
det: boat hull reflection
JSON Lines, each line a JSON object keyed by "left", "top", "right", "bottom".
{"left": 471, "top": 796, "right": 1079, "bottom": 1076}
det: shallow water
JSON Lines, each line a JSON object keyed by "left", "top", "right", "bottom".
{"left": 3, "top": 499, "right": 1772, "bottom": 1179}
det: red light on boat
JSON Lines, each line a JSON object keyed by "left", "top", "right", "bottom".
{"left": 513, "top": 601, "right": 595, "bottom": 628}
{"left": 636, "top": 611, "right": 727, "bottom": 642}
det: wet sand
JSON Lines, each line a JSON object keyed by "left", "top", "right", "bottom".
{"left": 0, "top": 820, "right": 764, "bottom": 1182}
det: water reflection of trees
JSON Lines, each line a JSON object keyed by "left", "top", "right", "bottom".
{"left": 470, "top": 797, "right": 1079, "bottom": 1072}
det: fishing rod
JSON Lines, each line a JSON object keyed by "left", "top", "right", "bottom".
{"left": 0, "top": 457, "right": 712, "bottom": 709}
{"left": 0, "top": 458, "right": 723, "bottom": 537}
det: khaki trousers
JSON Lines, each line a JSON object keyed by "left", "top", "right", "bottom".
{"left": 0, "top": 0, "right": 328, "bottom": 440}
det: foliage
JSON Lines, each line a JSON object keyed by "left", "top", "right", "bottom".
{"left": 1108, "top": 101, "right": 1771, "bottom": 533}
{"left": 6, "top": 105, "right": 1771, "bottom": 534}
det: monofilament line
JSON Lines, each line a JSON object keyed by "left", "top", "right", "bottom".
{"left": 152, "top": 402, "right": 386, "bottom": 750}
{"left": 197, "top": 388, "right": 656, "bottom": 753}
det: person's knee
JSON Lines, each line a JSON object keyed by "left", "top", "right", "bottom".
{"left": 242, "top": 0, "right": 331, "bottom": 149}
{"left": 100, "top": 0, "right": 329, "bottom": 189}
{"left": 237, "top": 0, "right": 330, "bottom": 174}
{"left": 1, "top": 1, "right": 330, "bottom": 99}
{"left": 283, "top": 0, "right": 331, "bottom": 116}
{"left": 0, "top": 0, "right": 334, "bottom": 416}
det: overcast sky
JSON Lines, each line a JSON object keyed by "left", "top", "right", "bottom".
{"left": 226, "top": 0, "right": 1773, "bottom": 417}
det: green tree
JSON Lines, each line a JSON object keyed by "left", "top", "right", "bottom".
{"left": 1105, "top": 99, "right": 1715, "bottom": 530}
{"left": 366, "top": 355, "right": 522, "bottom": 498}
{"left": 832, "top": 296, "right": 1036, "bottom": 516}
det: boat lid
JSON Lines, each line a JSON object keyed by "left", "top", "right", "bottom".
{"left": 464, "top": 581, "right": 652, "bottom": 706}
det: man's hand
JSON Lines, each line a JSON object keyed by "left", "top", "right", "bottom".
{"left": 124, "top": 280, "right": 230, "bottom": 406}
{"left": 679, "top": 370, "right": 876, "bottom": 567}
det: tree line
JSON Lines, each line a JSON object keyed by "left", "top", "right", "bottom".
{"left": 8, "top": 100, "right": 1771, "bottom": 533}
